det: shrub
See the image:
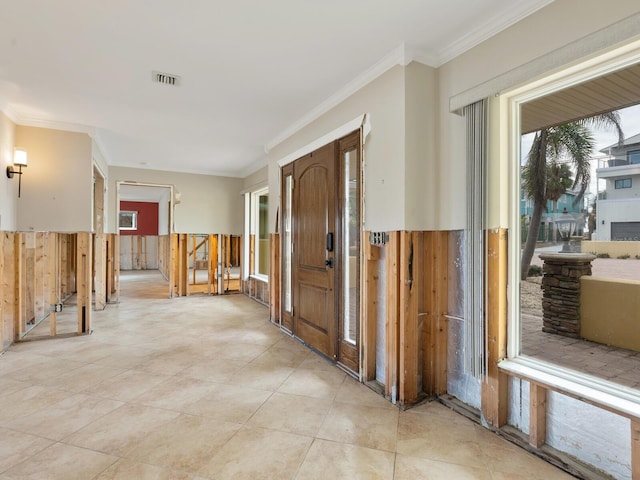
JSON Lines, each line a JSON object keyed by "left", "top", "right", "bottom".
{"left": 618, "top": 254, "right": 630, "bottom": 259}
{"left": 527, "top": 265, "right": 543, "bottom": 277}
{"left": 596, "top": 253, "right": 610, "bottom": 258}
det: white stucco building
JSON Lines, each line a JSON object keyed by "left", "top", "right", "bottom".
{"left": 596, "top": 133, "right": 640, "bottom": 240}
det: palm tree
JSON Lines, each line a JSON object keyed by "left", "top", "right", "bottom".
{"left": 546, "top": 163, "right": 574, "bottom": 241}
{"left": 520, "top": 113, "right": 623, "bottom": 280}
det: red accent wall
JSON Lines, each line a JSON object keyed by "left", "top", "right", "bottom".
{"left": 120, "top": 201, "right": 159, "bottom": 236}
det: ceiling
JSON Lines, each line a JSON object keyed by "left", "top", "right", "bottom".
{"left": 521, "top": 63, "right": 640, "bottom": 134}
{"left": 0, "top": 0, "right": 553, "bottom": 178}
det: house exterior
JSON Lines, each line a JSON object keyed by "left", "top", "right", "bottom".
{"left": 521, "top": 190, "right": 584, "bottom": 242}
{"left": 3, "top": 3, "right": 640, "bottom": 479}
{"left": 596, "top": 133, "right": 640, "bottom": 240}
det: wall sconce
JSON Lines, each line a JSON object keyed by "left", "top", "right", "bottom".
{"left": 6, "top": 148, "right": 27, "bottom": 197}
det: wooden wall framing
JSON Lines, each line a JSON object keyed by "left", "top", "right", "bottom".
{"left": 0, "top": 231, "right": 119, "bottom": 348}
{"left": 383, "top": 231, "right": 449, "bottom": 406}
{"left": 482, "top": 228, "right": 508, "bottom": 427}
{"left": 269, "top": 233, "right": 280, "bottom": 323}
{"left": 168, "top": 233, "right": 242, "bottom": 298}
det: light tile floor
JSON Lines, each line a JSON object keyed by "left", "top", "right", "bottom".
{"left": 0, "top": 270, "right": 575, "bottom": 480}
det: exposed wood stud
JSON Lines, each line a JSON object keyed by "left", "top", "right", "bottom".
{"left": 249, "top": 235, "right": 256, "bottom": 276}
{"left": 34, "top": 234, "right": 45, "bottom": 322}
{"left": 482, "top": 228, "right": 508, "bottom": 427}
{"left": 400, "top": 231, "right": 420, "bottom": 405}
{"left": 269, "top": 233, "right": 280, "bottom": 323}
{"left": 422, "top": 231, "right": 449, "bottom": 397}
{"left": 530, "top": 383, "right": 547, "bottom": 448}
{"left": 94, "top": 233, "right": 107, "bottom": 310}
{"left": 113, "top": 234, "right": 120, "bottom": 303}
{"left": 385, "top": 231, "right": 400, "bottom": 401}
{"left": 15, "top": 233, "right": 25, "bottom": 338}
{"left": 46, "top": 233, "right": 58, "bottom": 336}
{"left": 76, "top": 232, "right": 92, "bottom": 334}
{"left": 0, "top": 233, "right": 4, "bottom": 349}
{"left": 212, "top": 235, "right": 220, "bottom": 293}
{"left": 169, "top": 233, "right": 177, "bottom": 298}
{"left": 362, "top": 232, "right": 379, "bottom": 382}
{"left": 2, "top": 233, "right": 15, "bottom": 346}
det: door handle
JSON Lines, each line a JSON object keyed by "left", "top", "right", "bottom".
{"left": 325, "top": 258, "right": 334, "bottom": 268}
{"left": 326, "top": 232, "right": 334, "bottom": 252}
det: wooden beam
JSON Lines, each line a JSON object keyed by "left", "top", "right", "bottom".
{"left": 399, "top": 231, "right": 420, "bottom": 406}
{"left": 76, "top": 232, "right": 92, "bottom": 333}
{"left": 106, "top": 235, "right": 113, "bottom": 302}
{"left": 24, "top": 233, "right": 35, "bottom": 329}
{"left": 34, "top": 233, "right": 45, "bottom": 323}
{"left": 94, "top": 233, "right": 107, "bottom": 310}
{"left": 362, "top": 232, "right": 379, "bottom": 382}
{"left": 434, "top": 231, "right": 448, "bottom": 395}
{"left": 46, "top": 233, "right": 58, "bottom": 336}
{"left": 169, "top": 233, "right": 177, "bottom": 298}
{"left": 249, "top": 234, "right": 255, "bottom": 276}
{"left": 177, "top": 234, "right": 188, "bottom": 296}
{"left": 191, "top": 235, "right": 197, "bottom": 285}
{"left": 60, "top": 234, "right": 69, "bottom": 298}
{"left": 211, "top": 234, "right": 219, "bottom": 294}
{"left": 2, "top": 233, "right": 16, "bottom": 347}
{"left": 269, "top": 233, "right": 280, "bottom": 323}
{"left": 422, "top": 231, "right": 449, "bottom": 396}
{"left": 113, "top": 234, "right": 120, "bottom": 303}
{"left": 0, "top": 233, "right": 4, "bottom": 348}
{"left": 482, "top": 228, "right": 508, "bottom": 428}
{"left": 529, "top": 383, "right": 547, "bottom": 448}
{"left": 15, "top": 233, "right": 25, "bottom": 338}
{"left": 385, "top": 231, "right": 400, "bottom": 402}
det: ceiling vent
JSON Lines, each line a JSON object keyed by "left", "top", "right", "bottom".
{"left": 152, "top": 71, "right": 180, "bottom": 86}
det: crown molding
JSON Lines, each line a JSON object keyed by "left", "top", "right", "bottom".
{"left": 10, "top": 111, "right": 96, "bottom": 136}
{"left": 108, "top": 161, "right": 245, "bottom": 178}
{"left": 1, "top": 104, "right": 19, "bottom": 123}
{"left": 435, "top": 0, "right": 555, "bottom": 67}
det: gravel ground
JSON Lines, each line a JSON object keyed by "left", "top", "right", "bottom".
{"left": 520, "top": 277, "right": 543, "bottom": 316}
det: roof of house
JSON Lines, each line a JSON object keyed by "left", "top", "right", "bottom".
{"left": 600, "top": 132, "right": 640, "bottom": 153}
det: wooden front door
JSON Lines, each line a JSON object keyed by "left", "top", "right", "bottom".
{"left": 292, "top": 143, "right": 336, "bottom": 359}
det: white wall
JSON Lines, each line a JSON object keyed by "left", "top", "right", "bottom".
{"left": 0, "top": 112, "right": 17, "bottom": 231}
{"left": 267, "top": 65, "right": 406, "bottom": 233}
{"left": 596, "top": 197, "right": 640, "bottom": 241}
{"left": 15, "top": 126, "right": 93, "bottom": 232}
{"left": 404, "top": 62, "right": 438, "bottom": 230}
{"left": 243, "top": 166, "right": 268, "bottom": 192}
{"left": 437, "top": 0, "right": 640, "bottom": 231}
{"left": 605, "top": 174, "right": 640, "bottom": 200}
{"left": 450, "top": 3, "right": 640, "bottom": 478}
{"left": 108, "top": 166, "right": 244, "bottom": 234}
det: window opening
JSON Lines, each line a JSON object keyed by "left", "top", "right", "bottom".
{"left": 118, "top": 211, "right": 137, "bottom": 231}
{"left": 508, "top": 48, "right": 640, "bottom": 398}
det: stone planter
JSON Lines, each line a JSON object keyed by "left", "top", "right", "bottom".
{"left": 538, "top": 253, "right": 595, "bottom": 338}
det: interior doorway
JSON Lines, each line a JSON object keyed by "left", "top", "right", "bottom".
{"left": 281, "top": 130, "right": 361, "bottom": 375}
{"left": 116, "top": 181, "right": 174, "bottom": 299}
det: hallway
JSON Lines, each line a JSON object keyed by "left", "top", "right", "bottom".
{"left": 0, "top": 271, "right": 573, "bottom": 479}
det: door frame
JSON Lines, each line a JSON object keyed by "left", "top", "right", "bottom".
{"left": 279, "top": 125, "right": 366, "bottom": 378}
